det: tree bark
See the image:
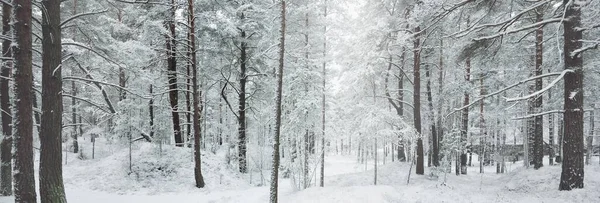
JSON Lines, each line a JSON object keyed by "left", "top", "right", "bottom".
{"left": 238, "top": 20, "right": 248, "bottom": 173}
{"left": 188, "top": 0, "right": 205, "bottom": 188}
{"left": 460, "top": 57, "right": 471, "bottom": 175}
{"left": 0, "top": 1, "right": 11, "bottom": 196}
{"left": 559, "top": 0, "right": 584, "bottom": 191}
{"left": 40, "top": 0, "right": 67, "bottom": 201}
{"left": 13, "top": 0, "right": 38, "bottom": 201}
{"left": 413, "top": 26, "right": 424, "bottom": 175}
{"left": 270, "top": 1, "right": 285, "bottom": 201}
{"left": 165, "top": 0, "right": 183, "bottom": 147}
{"left": 532, "top": 6, "right": 544, "bottom": 169}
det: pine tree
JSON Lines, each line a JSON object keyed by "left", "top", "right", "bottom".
{"left": 270, "top": 0, "right": 286, "bottom": 201}
{"left": 13, "top": 0, "right": 37, "bottom": 201}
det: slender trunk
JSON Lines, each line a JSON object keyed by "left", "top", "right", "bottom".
{"left": 188, "top": 0, "right": 205, "bottom": 187}
{"left": 436, "top": 35, "right": 444, "bottom": 166}
{"left": 426, "top": 64, "right": 438, "bottom": 167}
{"left": 186, "top": 37, "right": 192, "bottom": 146}
{"left": 166, "top": 0, "right": 182, "bottom": 147}
{"left": 149, "top": 85, "right": 154, "bottom": 138}
{"left": 559, "top": 0, "right": 584, "bottom": 190}
{"left": 270, "top": 1, "right": 286, "bottom": 201}
{"left": 70, "top": 0, "right": 79, "bottom": 154}
{"left": 548, "top": 88, "right": 554, "bottom": 165}
{"left": 460, "top": 57, "right": 471, "bottom": 175}
{"left": 0, "top": 1, "right": 12, "bottom": 196}
{"left": 320, "top": 0, "right": 327, "bottom": 187}
{"left": 40, "top": 0, "right": 67, "bottom": 201}
{"left": 532, "top": 6, "right": 544, "bottom": 169}
{"left": 238, "top": 14, "right": 248, "bottom": 173}
{"left": 413, "top": 26, "right": 424, "bottom": 175}
{"left": 587, "top": 107, "right": 594, "bottom": 165}
{"left": 479, "top": 76, "right": 485, "bottom": 174}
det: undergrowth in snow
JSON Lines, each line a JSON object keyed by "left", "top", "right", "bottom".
{"left": 63, "top": 141, "right": 248, "bottom": 194}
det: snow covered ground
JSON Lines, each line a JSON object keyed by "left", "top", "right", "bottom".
{"left": 0, "top": 143, "right": 599, "bottom": 203}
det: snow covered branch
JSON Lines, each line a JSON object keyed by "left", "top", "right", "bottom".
{"left": 448, "top": 71, "right": 569, "bottom": 117}
{"left": 61, "top": 10, "right": 108, "bottom": 28}
{"left": 512, "top": 110, "right": 564, "bottom": 120}
{"left": 506, "top": 69, "right": 573, "bottom": 102}
{"left": 473, "top": 18, "right": 563, "bottom": 41}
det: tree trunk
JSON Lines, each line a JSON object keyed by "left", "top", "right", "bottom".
{"left": 40, "top": 0, "right": 67, "bottom": 201}
{"left": 587, "top": 107, "right": 594, "bottom": 165}
{"left": 70, "top": 0, "right": 79, "bottom": 154}
{"left": 0, "top": 1, "right": 12, "bottom": 196}
{"left": 320, "top": 0, "right": 327, "bottom": 187}
{"left": 270, "top": 1, "right": 286, "bottom": 202}
{"left": 460, "top": 57, "right": 471, "bottom": 175}
{"left": 238, "top": 15, "right": 248, "bottom": 173}
{"left": 426, "top": 64, "right": 439, "bottom": 167}
{"left": 13, "top": 0, "right": 37, "bottom": 200}
{"left": 166, "top": 0, "right": 183, "bottom": 147}
{"left": 413, "top": 26, "right": 424, "bottom": 175}
{"left": 149, "top": 85, "right": 154, "bottom": 138}
{"left": 559, "top": 0, "right": 584, "bottom": 191}
{"left": 532, "top": 6, "right": 544, "bottom": 169}
{"left": 188, "top": 0, "right": 205, "bottom": 188}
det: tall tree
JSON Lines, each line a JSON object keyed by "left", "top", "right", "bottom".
{"left": 414, "top": 26, "right": 424, "bottom": 175}
{"left": 559, "top": 0, "right": 584, "bottom": 191}
{"left": 165, "top": 0, "right": 183, "bottom": 147}
{"left": 319, "top": 0, "right": 327, "bottom": 187}
{"left": 270, "top": 0, "right": 286, "bottom": 201}
{"left": 531, "top": 3, "right": 544, "bottom": 170}
{"left": 13, "top": 0, "right": 37, "bottom": 201}
{"left": 188, "top": 0, "right": 205, "bottom": 188}
{"left": 238, "top": 12, "right": 248, "bottom": 173}
{"left": 0, "top": 0, "right": 12, "bottom": 196}
{"left": 40, "top": 0, "right": 67, "bottom": 201}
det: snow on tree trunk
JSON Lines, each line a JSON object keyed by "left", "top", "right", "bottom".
{"left": 13, "top": 0, "right": 38, "bottom": 201}
{"left": 559, "top": 0, "right": 584, "bottom": 191}
{"left": 187, "top": 0, "right": 205, "bottom": 188}
{"left": 165, "top": 0, "right": 183, "bottom": 147}
{"left": 270, "top": 0, "right": 286, "bottom": 202}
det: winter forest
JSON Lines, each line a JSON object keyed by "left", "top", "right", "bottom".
{"left": 0, "top": 0, "right": 600, "bottom": 202}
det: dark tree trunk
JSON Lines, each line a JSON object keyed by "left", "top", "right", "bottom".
{"left": 270, "top": 1, "right": 285, "bottom": 201}
{"left": 413, "top": 26, "right": 424, "bottom": 175}
{"left": 532, "top": 7, "right": 544, "bottom": 169}
{"left": 460, "top": 57, "right": 471, "bottom": 175}
{"left": 238, "top": 20, "right": 248, "bottom": 173}
{"left": 188, "top": 0, "right": 205, "bottom": 188}
{"left": 0, "top": 1, "right": 12, "bottom": 196}
{"left": 166, "top": 0, "right": 183, "bottom": 147}
{"left": 559, "top": 0, "right": 584, "bottom": 191}
{"left": 40, "top": 0, "right": 67, "bottom": 201}
{"left": 149, "top": 85, "right": 154, "bottom": 138}
{"left": 436, "top": 36, "right": 444, "bottom": 165}
{"left": 13, "top": 0, "right": 38, "bottom": 201}
{"left": 70, "top": 0, "right": 79, "bottom": 154}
